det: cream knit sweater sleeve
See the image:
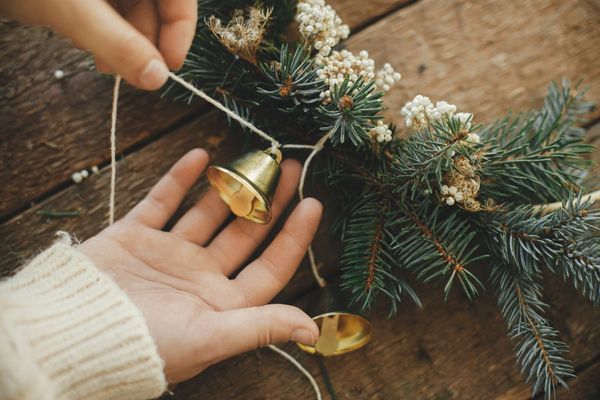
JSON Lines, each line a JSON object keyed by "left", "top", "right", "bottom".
{"left": 0, "top": 235, "right": 167, "bottom": 400}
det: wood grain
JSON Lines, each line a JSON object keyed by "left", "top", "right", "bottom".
{"left": 0, "top": 20, "right": 202, "bottom": 219}
{"left": 1, "top": 0, "right": 599, "bottom": 398}
{"left": 343, "top": 0, "right": 600, "bottom": 131}
{"left": 170, "top": 275, "right": 600, "bottom": 400}
{"left": 0, "top": 0, "right": 411, "bottom": 219}
{"left": 3, "top": 0, "right": 599, "bottom": 276}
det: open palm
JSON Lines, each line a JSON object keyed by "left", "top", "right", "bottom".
{"left": 78, "top": 149, "right": 321, "bottom": 383}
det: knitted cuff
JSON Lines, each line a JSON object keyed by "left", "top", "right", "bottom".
{"left": 0, "top": 237, "right": 167, "bottom": 400}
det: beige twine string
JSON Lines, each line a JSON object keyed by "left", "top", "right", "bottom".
{"left": 108, "top": 74, "right": 323, "bottom": 399}
{"left": 167, "top": 71, "right": 329, "bottom": 286}
{"left": 533, "top": 190, "right": 600, "bottom": 214}
{"left": 108, "top": 75, "right": 121, "bottom": 226}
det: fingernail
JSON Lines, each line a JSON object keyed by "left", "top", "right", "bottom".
{"left": 291, "top": 329, "right": 317, "bottom": 345}
{"left": 139, "top": 59, "right": 168, "bottom": 89}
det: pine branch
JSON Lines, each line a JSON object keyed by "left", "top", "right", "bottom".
{"left": 396, "top": 203, "right": 485, "bottom": 300}
{"left": 319, "top": 78, "right": 384, "bottom": 146}
{"left": 479, "top": 80, "right": 595, "bottom": 203}
{"left": 485, "top": 192, "right": 600, "bottom": 304}
{"left": 392, "top": 117, "right": 482, "bottom": 197}
{"left": 256, "top": 44, "right": 326, "bottom": 141}
{"left": 340, "top": 193, "right": 420, "bottom": 314}
{"left": 491, "top": 262, "right": 574, "bottom": 399}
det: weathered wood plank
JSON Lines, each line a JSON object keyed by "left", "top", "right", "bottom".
{"left": 345, "top": 0, "right": 600, "bottom": 129}
{"left": 1, "top": 0, "right": 599, "bottom": 397}
{"left": 0, "top": 20, "right": 203, "bottom": 219}
{"left": 2, "top": 0, "right": 599, "bottom": 278}
{"left": 170, "top": 274, "right": 600, "bottom": 400}
{"left": 328, "top": 0, "right": 414, "bottom": 30}
{"left": 0, "top": 0, "right": 412, "bottom": 219}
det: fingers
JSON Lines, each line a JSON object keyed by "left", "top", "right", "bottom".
{"left": 121, "top": 0, "right": 159, "bottom": 46}
{"left": 126, "top": 149, "right": 208, "bottom": 229}
{"left": 45, "top": 0, "right": 168, "bottom": 90}
{"left": 198, "top": 305, "right": 318, "bottom": 364}
{"left": 233, "top": 198, "right": 323, "bottom": 306}
{"left": 157, "top": 0, "right": 197, "bottom": 70}
{"left": 170, "top": 188, "right": 231, "bottom": 246}
{"left": 207, "top": 160, "right": 302, "bottom": 275}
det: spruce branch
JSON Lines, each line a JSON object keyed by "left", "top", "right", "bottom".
{"left": 258, "top": 44, "right": 325, "bottom": 109}
{"left": 491, "top": 263, "right": 575, "bottom": 399}
{"left": 392, "top": 117, "right": 482, "bottom": 198}
{"left": 397, "top": 203, "right": 485, "bottom": 300}
{"left": 318, "top": 78, "right": 384, "bottom": 146}
{"left": 479, "top": 80, "right": 595, "bottom": 203}
{"left": 485, "top": 192, "right": 600, "bottom": 304}
{"left": 340, "top": 194, "right": 420, "bottom": 313}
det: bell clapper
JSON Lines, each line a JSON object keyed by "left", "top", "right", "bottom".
{"left": 229, "top": 183, "right": 255, "bottom": 217}
{"left": 315, "top": 314, "right": 340, "bottom": 356}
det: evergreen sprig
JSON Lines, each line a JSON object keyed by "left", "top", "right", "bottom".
{"left": 258, "top": 44, "right": 324, "bottom": 108}
{"left": 479, "top": 81, "right": 595, "bottom": 203}
{"left": 396, "top": 203, "right": 485, "bottom": 301}
{"left": 169, "top": 2, "right": 599, "bottom": 398}
{"left": 319, "top": 78, "right": 384, "bottom": 146}
{"left": 392, "top": 116, "right": 482, "bottom": 197}
{"left": 486, "top": 194, "right": 600, "bottom": 304}
{"left": 491, "top": 263, "right": 575, "bottom": 398}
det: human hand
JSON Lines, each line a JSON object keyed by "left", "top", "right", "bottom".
{"left": 78, "top": 149, "right": 322, "bottom": 382}
{"left": 0, "top": 0, "right": 197, "bottom": 90}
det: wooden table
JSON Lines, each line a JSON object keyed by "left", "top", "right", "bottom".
{"left": 1, "top": 0, "right": 599, "bottom": 398}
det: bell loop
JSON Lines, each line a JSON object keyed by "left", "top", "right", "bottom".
{"left": 265, "top": 147, "right": 283, "bottom": 163}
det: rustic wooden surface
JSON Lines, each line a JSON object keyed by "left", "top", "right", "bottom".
{"left": 0, "top": 0, "right": 412, "bottom": 220}
{"left": 1, "top": 0, "right": 600, "bottom": 399}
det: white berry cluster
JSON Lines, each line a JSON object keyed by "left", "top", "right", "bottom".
{"left": 296, "top": 0, "right": 350, "bottom": 56}
{"left": 465, "top": 131, "right": 480, "bottom": 144}
{"left": 455, "top": 112, "right": 473, "bottom": 130}
{"left": 401, "top": 95, "right": 474, "bottom": 131}
{"left": 370, "top": 120, "right": 393, "bottom": 143}
{"left": 440, "top": 184, "right": 464, "bottom": 206}
{"left": 315, "top": 50, "right": 401, "bottom": 102}
{"left": 374, "top": 63, "right": 402, "bottom": 92}
{"left": 71, "top": 166, "right": 99, "bottom": 184}
{"left": 428, "top": 101, "right": 456, "bottom": 121}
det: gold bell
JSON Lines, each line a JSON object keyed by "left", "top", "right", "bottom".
{"left": 207, "top": 148, "right": 282, "bottom": 224}
{"left": 297, "top": 283, "right": 373, "bottom": 356}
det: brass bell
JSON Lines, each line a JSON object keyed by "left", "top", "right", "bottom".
{"left": 296, "top": 283, "right": 373, "bottom": 356}
{"left": 207, "top": 148, "right": 282, "bottom": 224}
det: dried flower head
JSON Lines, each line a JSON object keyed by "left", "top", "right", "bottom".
{"left": 441, "top": 156, "right": 482, "bottom": 211}
{"left": 315, "top": 49, "right": 401, "bottom": 103}
{"left": 296, "top": 0, "right": 350, "bottom": 56}
{"left": 208, "top": 7, "right": 272, "bottom": 64}
{"left": 401, "top": 97, "right": 473, "bottom": 131}
{"left": 369, "top": 120, "right": 393, "bottom": 143}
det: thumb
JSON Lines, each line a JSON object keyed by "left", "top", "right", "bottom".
{"left": 206, "top": 304, "right": 319, "bottom": 364}
{"left": 46, "top": 0, "right": 168, "bottom": 90}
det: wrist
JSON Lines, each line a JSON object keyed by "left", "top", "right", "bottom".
{"left": 0, "top": 236, "right": 167, "bottom": 399}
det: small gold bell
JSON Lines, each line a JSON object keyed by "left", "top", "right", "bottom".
{"left": 296, "top": 283, "right": 373, "bottom": 356}
{"left": 207, "top": 148, "right": 282, "bottom": 224}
